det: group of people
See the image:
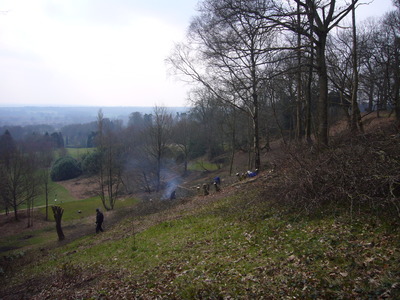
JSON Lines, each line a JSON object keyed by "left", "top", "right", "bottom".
{"left": 93, "top": 170, "right": 259, "bottom": 234}
{"left": 236, "top": 169, "right": 259, "bottom": 181}
{"left": 197, "top": 176, "right": 222, "bottom": 196}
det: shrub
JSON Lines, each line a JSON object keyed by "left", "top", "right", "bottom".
{"left": 82, "top": 151, "right": 101, "bottom": 175}
{"left": 273, "top": 126, "right": 400, "bottom": 221}
{"left": 51, "top": 156, "right": 82, "bottom": 181}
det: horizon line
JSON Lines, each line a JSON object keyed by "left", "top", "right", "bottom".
{"left": 0, "top": 104, "right": 190, "bottom": 108}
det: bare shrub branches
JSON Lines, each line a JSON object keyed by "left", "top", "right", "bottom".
{"left": 274, "top": 125, "right": 400, "bottom": 220}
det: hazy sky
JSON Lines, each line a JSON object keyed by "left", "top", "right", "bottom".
{"left": 0, "top": 0, "right": 395, "bottom": 107}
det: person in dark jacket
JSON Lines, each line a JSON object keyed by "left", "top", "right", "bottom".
{"left": 95, "top": 208, "right": 104, "bottom": 233}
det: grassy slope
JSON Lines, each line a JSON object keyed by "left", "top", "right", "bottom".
{"left": 36, "top": 180, "right": 76, "bottom": 207}
{"left": 1, "top": 180, "right": 399, "bottom": 299}
{"left": 0, "top": 196, "right": 138, "bottom": 257}
{"left": 39, "top": 195, "right": 137, "bottom": 222}
{"left": 1, "top": 119, "right": 400, "bottom": 299}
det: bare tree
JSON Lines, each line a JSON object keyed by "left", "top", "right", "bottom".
{"left": 172, "top": 113, "right": 194, "bottom": 174}
{"left": 357, "top": 18, "right": 381, "bottom": 113}
{"left": 142, "top": 106, "right": 173, "bottom": 191}
{"left": 0, "top": 147, "right": 38, "bottom": 221}
{"left": 350, "top": 4, "right": 364, "bottom": 132}
{"left": 168, "top": 0, "right": 279, "bottom": 170}
{"left": 96, "top": 110, "right": 124, "bottom": 210}
{"left": 188, "top": 88, "right": 226, "bottom": 161}
{"left": 0, "top": 130, "right": 15, "bottom": 215}
{"left": 360, "top": 11, "right": 400, "bottom": 118}
{"left": 33, "top": 133, "right": 54, "bottom": 221}
{"left": 382, "top": 8, "right": 400, "bottom": 124}
{"left": 267, "top": 0, "right": 360, "bottom": 145}
{"left": 326, "top": 18, "right": 364, "bottom": 130}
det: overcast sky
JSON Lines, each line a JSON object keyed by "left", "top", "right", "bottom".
{"left": 0, "top": 0, "right": 395, "bottom": 108}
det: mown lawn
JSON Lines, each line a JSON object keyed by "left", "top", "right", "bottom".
{"left": 66, "top": 147, "right": 96, "bottom": 160}
{"left": 34, "top": 180, "right": 76, "bottom": 208}
{"left": 188, "top": 160, "right": 220, "bottom": 171}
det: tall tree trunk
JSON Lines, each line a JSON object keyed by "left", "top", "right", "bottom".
{"left": 305, "top": 28, "right": 314, "bottom": 144}
{"left": 229, "top": 108, "right": 236, "bottom": 176}
{"left": 45, "top": 181, "right": 49, "bottom": 221}
{"left": 315, "top": 32, "right": 329, "bottom": 146}
{"left": 12, "top": 199, "right": 18, "bottom": 221}
{"left": 350, "top": 5, "right": 363, "bottom": 133}
{"left": 253, "top": 94, "right": 261, "bottom": 171}
{"left": 394, "top": 37, "right": 400, "bottom": 125}
{"left": 156, "top": 151, "right": 161, "bottom": 192}
{"left": 296, "top": 1, "right": 303, "bottom": 141}
{"left": 247, "top": 115, "right": 252, "bottom": 169}
{"left": 251, "top": 45, "right": 261, "bottom": 171}
{"left": 26, "top": 200, "right": 31, "bottom": 228}
{"left": 368, "top": 83, "right": 374, "bottom": 112}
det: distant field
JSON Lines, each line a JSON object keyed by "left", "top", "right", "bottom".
{"left": 66, "top": 147, "right": 96, "bottom": 159}
{"left": 188, "top": 160, "right": 220, "bottom": 171}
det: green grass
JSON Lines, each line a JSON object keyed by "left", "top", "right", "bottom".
{"left": 0, "top": 227, "right": 56, "bottom": 254}
{"left": 66, "top": 147, "right": 96, "bottom": 160}
{"left": 40, "top": 196, "right": 137, "bottom": 222}
{"left": 0, "top": 180, "right": 76, "bottom": 214}
{"left": 1, "top": 196, "right": 138, "bottom": 257}
{"left": 188, "top": 160, "right": 220, "bottom": 171}
{"left": 2, "top": 188, "right": 399, "bottom": 299}
{"left": 34, "top": 181, "right": 77, "bottom": 208}
{"left": 7, "top": 192, "right": 399, "bottom": 299}
{"left": 40, "top": 196, "right": 101, "bottom": 222}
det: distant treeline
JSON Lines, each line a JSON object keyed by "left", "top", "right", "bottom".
{"left": 0, "top": 106, "right": 188, "bottom": 127}
{"left": 0, "top": 108, "right": 188, "bottom": 148}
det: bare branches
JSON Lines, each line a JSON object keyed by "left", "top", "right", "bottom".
{"left": 274, "top": 126, "right": 400, "bottom": 220}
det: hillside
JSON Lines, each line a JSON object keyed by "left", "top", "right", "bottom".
{"left": 1, "top": 115, "right": 400, "bottom": 299}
